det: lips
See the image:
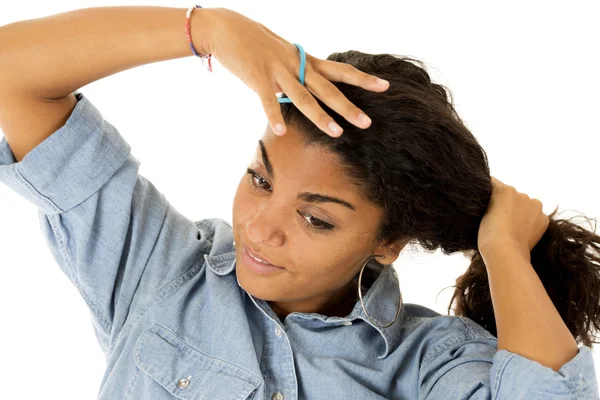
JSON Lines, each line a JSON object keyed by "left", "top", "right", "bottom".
{"left": 244, "top": 244, "right": 282, "bottom": 268}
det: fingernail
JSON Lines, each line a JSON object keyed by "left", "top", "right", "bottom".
{"left": 274, "top": 123, "right": 286, "bottom": 135}
{"left": 358, "top": 113, "right": 371, "bottom": 126}
{"left": 329, "top": 121, "right": 342, "bottom": 134}
{"left": 377, "top": 78, "right": 389, "bottom": 87}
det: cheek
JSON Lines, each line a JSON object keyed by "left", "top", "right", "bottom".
{"left": 294, "top": 246, "right": 348, "bottom": 279}
{"left": 315, "top": 250, "right": 361, "bottom": 283}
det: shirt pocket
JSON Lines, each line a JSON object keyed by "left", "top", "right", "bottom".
{"left": 134, "top": 322, "right": 262, "bottom": 400}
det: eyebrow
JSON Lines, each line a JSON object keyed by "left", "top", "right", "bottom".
{"left": 258, "top": 140, "right": 356, "bottom": 211}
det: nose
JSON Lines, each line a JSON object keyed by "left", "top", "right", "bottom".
{"left": 245, "top": 205, "right": 285, "bottom": 247}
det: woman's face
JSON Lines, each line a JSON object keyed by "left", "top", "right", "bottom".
{"left": 232, "top": 125, "right": 402, "bottom": 318}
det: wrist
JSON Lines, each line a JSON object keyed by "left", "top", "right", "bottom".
{"left": 191, "top": 7, "right": 217, "bottom": 56}
{"left": 480, "top": 240, "right": 530, "bottom": 265}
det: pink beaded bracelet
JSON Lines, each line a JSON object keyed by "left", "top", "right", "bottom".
{"left": 186, "top": 5, "right": 213, "bottom": 72}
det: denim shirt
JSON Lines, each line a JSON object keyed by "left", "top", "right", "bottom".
{"left": 0, "top": 91, "right": 598, "bottom": 400}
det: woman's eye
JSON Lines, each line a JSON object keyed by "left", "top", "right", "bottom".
{"left": 297, "top": 211, "right": 334, "bottom": 232}
{"left": 246, "top": 168, "right": 271, "bottom": 191}
{"left": 245, "top": 168, "right": 335, "bottom": 233}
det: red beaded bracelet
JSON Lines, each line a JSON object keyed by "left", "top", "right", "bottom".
{"left": 186, "top": 5, "right": 213, "bottom": 72}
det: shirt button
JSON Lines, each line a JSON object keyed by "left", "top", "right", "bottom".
{"left": 177, "top": 377, "right": 191, "bottom": 389}
{"left": 272, "top": 392, "right": 284, "bottom": 400}
{"left": 275, "top": 326, "right": 282, "bottom": 337}
{"left": 342, "top": 321, "right": 352, "bottom": 326}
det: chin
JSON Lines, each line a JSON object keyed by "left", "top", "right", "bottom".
{"left": 235, "top": 267, "right": 282, "bottom": 301}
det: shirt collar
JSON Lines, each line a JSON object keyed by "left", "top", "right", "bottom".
{"left": 202, "top": 222, "right": 405, "bottom": 360}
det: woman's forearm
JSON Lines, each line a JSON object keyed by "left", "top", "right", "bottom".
{"left": 481, "top": 244, "right": 578, "bottom": 372}
{"left": 0, "top": 6, "right": 214, "bottom": 100}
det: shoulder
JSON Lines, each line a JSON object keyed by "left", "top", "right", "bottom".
{"left": 403, "top": 302, "right": 495, "bottom": 340}
{"left": 399, "top": 303, "right": 497, "bottom": 363}
{"left": 403, "top": 302, "right": 442, "bottom": 318}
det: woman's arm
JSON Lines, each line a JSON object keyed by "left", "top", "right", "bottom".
{"left": 0, "top": 6, "right": 211, "bottom": 100}
{"left": 0, "top": 6, "right": 213, "bottom": 161}
{"left": 481, "top": 243, "right": 579, "bottom": 372}
{"left": 477, "top": 177, "right": 578, "bottom": 372}
{"left": 0, "top": 5, "right": 387, "bottom": 162}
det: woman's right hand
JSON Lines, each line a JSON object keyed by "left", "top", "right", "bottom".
{"left": 199, "top": 8, "right": 390, "bottom": 137}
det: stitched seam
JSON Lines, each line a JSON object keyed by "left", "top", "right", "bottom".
{"left": 579, "top": 374, "right": 597, "bottom": 396}
{"left": 10, "top": 123, "right": 112, "bottom": 332}
{"left": 47, "top": 213, "right": 112, "bottom": 333}
{"left": 135, "top": 251, "right": 206, "bottom": 318}
{"left": 234, "top": 387, "right": 260, "bottom": 400}
{"left": 427, "top": 359, "right": 493, "bottom": 398}
{"left": 152, "top": 323, "right": 263, "bottom": 384}
{"left": 456, "top": 316, "right": 478, "bottom": 338}
{"left": 113, "top": 218, "right": 215, "bottom": 352}
{"left": 14, "top": 163, "right": 62, "bottom": 214}
{"left": 119, "top": 197, "right": 169, "bottom": 327}
{"left": 456, "top": 315, "right": 498, "bottom": 340}
{"left": 566, "top": 349, "right": 597, "bottom": 396}
{"left": 422, "top": 329, "right": 471, "bottom": 364}
{"left": 491, "top": 351, "right": 516, "bottom": 399}
{"left": 108, "top": 257, "right": 206, "bottom": 356}
{"left": 124, "top": 345, "right": 143, "bottom": 400}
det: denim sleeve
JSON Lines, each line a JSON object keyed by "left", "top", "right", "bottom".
{"left": 419, "top": 316, "right": 599, "bottom": 399}
{"left": 0, "top": 91, "right": 206, "bottom": 355}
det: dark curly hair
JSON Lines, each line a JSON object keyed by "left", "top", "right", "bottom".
{"left": 278, "top": 51, "right": 600, "bottom": 348}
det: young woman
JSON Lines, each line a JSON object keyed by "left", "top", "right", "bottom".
{"left": 0, "top": 6, "right": 598, "bottom": 400}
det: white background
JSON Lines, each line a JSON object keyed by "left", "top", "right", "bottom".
{"left": 1, "top": 1, "right": 599, "bottom": 398}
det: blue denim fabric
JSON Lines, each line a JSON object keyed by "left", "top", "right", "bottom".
{"left": 0, "top": 91, "right": 598, "bottom": 399}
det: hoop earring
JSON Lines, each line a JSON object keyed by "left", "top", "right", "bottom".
{"left": 358, "top": 255, "right": 402, "bottom": 328}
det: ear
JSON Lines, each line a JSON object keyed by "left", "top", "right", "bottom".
{"left": 373, "top": 238, "right": 409, "bottom": 264}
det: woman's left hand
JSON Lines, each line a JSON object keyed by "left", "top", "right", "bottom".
{"left": 477, "top": 177, "right": 550, "bottom": 257}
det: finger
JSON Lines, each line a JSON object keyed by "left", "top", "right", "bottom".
{"left": 532, "top": 198, "right": 544, "bottom": 212}
{"left": 310, "top": 56, "right": 390, "bottom": 92}
{"left": 303, "top": 68, "right": 372, "bottom": 129}
{"left": 277, "top": 70, "right": 344, "bottom": 137}
{"left": 257, "top": 81, "right": 287, "bottom": 136}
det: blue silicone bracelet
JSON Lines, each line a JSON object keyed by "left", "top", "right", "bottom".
{"left": 278, "top": 43, "right": 306, "bottom": 103}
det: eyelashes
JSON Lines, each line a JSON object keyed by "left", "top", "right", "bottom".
{"left": 245, "top": 168, "right": 335, "bottom": 233}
